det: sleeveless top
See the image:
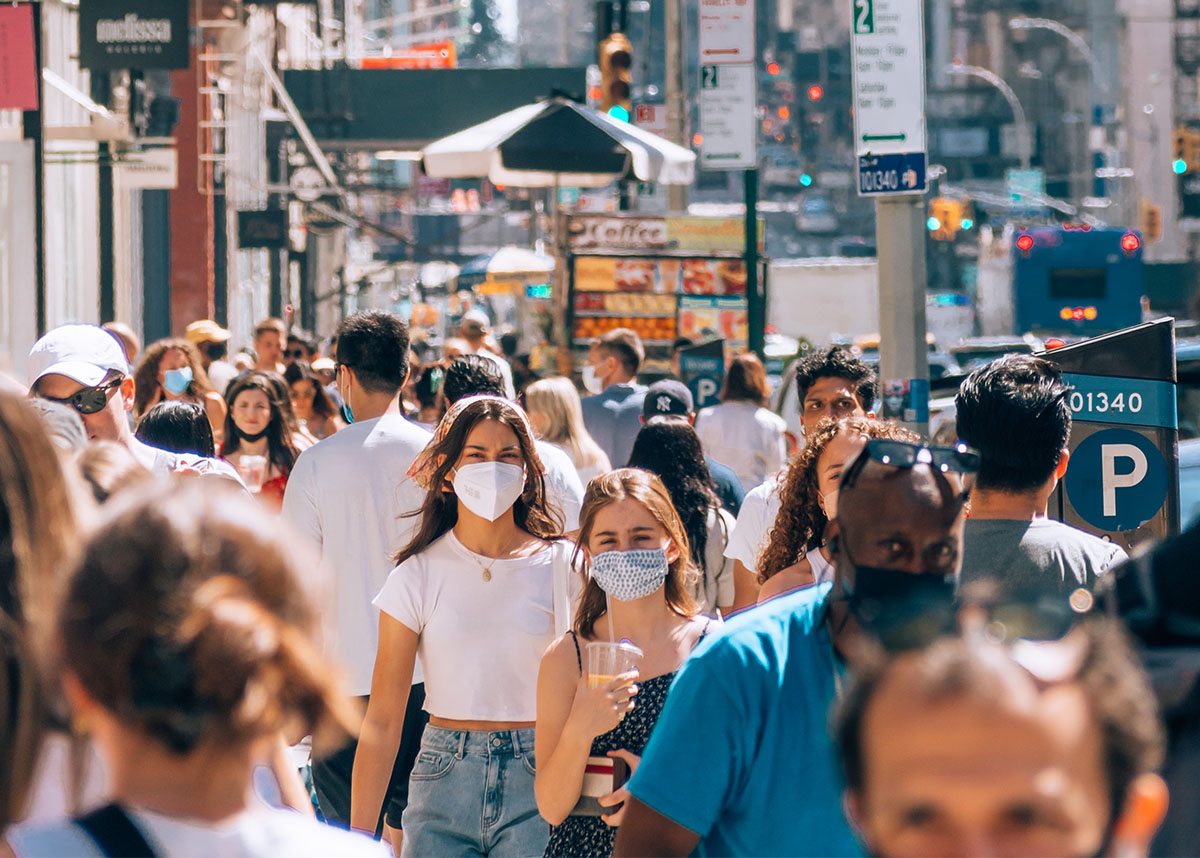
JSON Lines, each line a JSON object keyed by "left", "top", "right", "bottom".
{"left": 543, "top": 622, "right": 710, "bottom": 858}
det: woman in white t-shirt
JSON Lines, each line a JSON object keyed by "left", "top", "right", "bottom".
{"left": 525, "top": 377, "right": 612, "bottom": 486}
{"left": 352, "top": 395, "right": 571, "bottom": 857}
{"left": 7, "top": 480, "right": 385, "bottom": 858}
{"left": 694, "top": 353, "right": 787, "bottom": 493}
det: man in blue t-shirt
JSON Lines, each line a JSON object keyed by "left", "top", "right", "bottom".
{"left": 614, "top": 438, "right": 968, "bottom": 858}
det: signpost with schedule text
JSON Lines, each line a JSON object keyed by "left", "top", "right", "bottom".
{"left": 852, "top": 0, "right": 930, "bottom": 434}
{"left": 1045, "top": 318, "right": 1181, "bottom": 550}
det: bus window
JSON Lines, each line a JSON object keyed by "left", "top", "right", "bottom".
{"left": 1048, "top": 267, "right": 1107, "bottom": 301}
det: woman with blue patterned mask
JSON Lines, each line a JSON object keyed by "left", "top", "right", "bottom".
{"left": 535, "top": 469, "right": 718, "bottom": 858}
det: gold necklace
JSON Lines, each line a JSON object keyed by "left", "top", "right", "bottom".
{"left": 479, "top": 556, "right": 499, "bottom": 582}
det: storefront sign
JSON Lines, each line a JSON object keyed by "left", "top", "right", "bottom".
{"left": 567, "top": 215, "right": 765, "bottom": 253}
{"left": 0, "top": 5, "right": 39, "bottom": 110}
{"left": 79, "top": 0, "right": 189, "bottom": 71}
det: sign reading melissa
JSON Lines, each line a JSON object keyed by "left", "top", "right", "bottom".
{"left": 79, "top": 0, "right": 189, "bottom": 70}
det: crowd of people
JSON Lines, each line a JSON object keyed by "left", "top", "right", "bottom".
{"left": 0, "top": 305, "right": 1194, "bottom": 858}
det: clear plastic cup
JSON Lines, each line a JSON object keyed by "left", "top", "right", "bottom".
{"left": 237, "top": 455, "right": 267, "bottom": 493}
{"left": 585, "top": 640, "right": 643, "bottom": 690}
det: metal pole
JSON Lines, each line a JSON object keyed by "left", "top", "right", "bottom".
{"left": 745, "top": 168, "right": 763, "bottom": 360}
{"left": 665, "top": 0, "right": 688, "bottom": 213}
{"left": 22, "top": 1, "right": 45, "bottom": 335}
{"left": 93, "top": 71, "right": 115, "bottom": 323}
{"left": 875, "top": 194, "right": 930, "bottom": 437}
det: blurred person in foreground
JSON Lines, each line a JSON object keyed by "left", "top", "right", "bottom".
{"left": 28, "top": 325, "right": 238, "bottom": 481}
{"left": 694, "top": 353, "right": 787, "bottom": 493}
{"left": 442, "top": 356, "right": 585, "bottom": 531}
{"left": 955, "top": 354, "right": 1126, "bottom": 596}
{"left": 723, "top": 345, "right": 875, "bottom": 610}
{"left": 613, "top": 437, "right": 974, "bottom": 857}
{"left": 639, "top": 380, "right": 743, "bottom": 516}
{"left": 281, "top": 311, "right": 432, "bottom": 840}
{"left": 580, "top": 329, "right": 648, "bottom": 471}
{"left": 184, "top": 320, "right": 238, "bottom": 397}
{"left": 6, "top": 481, "right": 386, "bottom": 857}
{"left": 627, "top": 422, "right": 735, "bottom": 616}
{"left": 835, "top": 618, "right": 1167, "bottom": 858}
{"left": 526, "top": 376, "right": 612, "bottom": 485}
{"left": 0, "top": 391, "right": 79, "bottom": 833}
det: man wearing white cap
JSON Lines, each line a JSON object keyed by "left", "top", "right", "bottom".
{"left": 458, "top": 308, "right": 516, "bottom": 399}
{"left": 29, "top": 324, "right": 240, "bottom": 480}
{"left": 185, "top": 319, "right": 239, "bottom": 396}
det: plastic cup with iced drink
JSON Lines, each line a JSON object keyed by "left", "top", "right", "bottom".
{"left": 237, "top": 454, "right": 267, "bottom": 493}
{"left": 586, "top": 640, "right": 643, "bottom": 690}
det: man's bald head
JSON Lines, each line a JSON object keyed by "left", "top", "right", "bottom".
{"left": 834, "top": 455, "right": 966, "bottom": 579}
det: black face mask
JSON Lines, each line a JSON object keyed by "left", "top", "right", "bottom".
{"left": 837, "top": 538, "right": 959, "bottom": 651}
{"left": 234, "top": 425, "right": 269, "bottom": 444}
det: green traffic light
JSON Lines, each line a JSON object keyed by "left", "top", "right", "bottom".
{"left": 800, "top": 173, "right": 813, "bottom": 187}
{"left": 961, "top": 218, "right": 974, "bottom": 230}
{"left": 1174, "top": 158, "right": 1188, "bottom": 175}
{"left": 927, "top": 217, "right": 941, "bottom": 231}
{"left": 607, "top": 105, "right": 631, "bottom": 122}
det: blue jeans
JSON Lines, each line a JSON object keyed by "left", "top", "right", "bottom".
{"left": 401, "top": 725, "right": 548, "bottom": 858}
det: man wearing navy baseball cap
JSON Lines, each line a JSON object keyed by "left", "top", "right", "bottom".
{"left": 640, "top": 379, "right": 744, "bottom": 514}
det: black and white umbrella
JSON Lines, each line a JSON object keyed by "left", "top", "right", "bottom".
{"left": 421, "top": 97, "right": 695, "bottom": 188}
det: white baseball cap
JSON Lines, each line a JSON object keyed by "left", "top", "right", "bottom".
{"left": 28, "top": 324, "right": 131, "bottom": 387}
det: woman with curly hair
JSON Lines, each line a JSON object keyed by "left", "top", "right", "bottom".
{"left": 132, "top": 338, "right": 227, "bottom": 444}
{"left": 755, "top": 416, "right": 917, "bottom": 604}
{"left": 627, "top": 422, "right": 735, "bottom": 615}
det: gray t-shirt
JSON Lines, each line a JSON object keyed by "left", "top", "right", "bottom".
{"left": 961, "top": 517, "right": 1127, "bottom": 595}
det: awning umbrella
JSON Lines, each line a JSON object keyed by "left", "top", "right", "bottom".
{"left": 421, "top": 97, "right": 695, "bottom": 188}
{"left": 459, "top": 246, "right": 555, "bottom": 279}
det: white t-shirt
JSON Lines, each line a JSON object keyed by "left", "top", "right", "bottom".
{"left": 9, "top": 805, "right": 388, "bottom": 857}
{"left": 695, "top": 401, "right": 787, "bottom": 493}
{"left": 535, "top": 440, "right": 585, "bottom": 530}
{"left": 724, "top": 472, "right": 784, "bottom": 575}
{"left": 281, "top": 413, "right": 432, "bottom": 695}
{"left": 374, "top": 532, "right": 573, "bottom": 722}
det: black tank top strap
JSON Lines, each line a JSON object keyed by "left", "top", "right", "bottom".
{"left": 568, "top": 629, "right": 583, "bottom": 673}
{"left": 698, "top": 618, "right": 713, "bottom": 644}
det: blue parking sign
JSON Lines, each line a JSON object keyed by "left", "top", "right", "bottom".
{"left": 1063, "top": 428, "right": 1169, "bottom": 532}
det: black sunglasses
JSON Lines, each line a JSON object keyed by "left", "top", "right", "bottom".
{"left": 35, "top": 376, "right": 123, "bottom": 415}
{"left": 285, "top": 349, "right": 308, "bottom": 359}
{"left": 842, "top": 439, "right": 981, "bottom": 492}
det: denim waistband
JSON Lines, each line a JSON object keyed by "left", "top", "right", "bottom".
{"left": 420, "top": 724, "right": 536, "bottom": 757}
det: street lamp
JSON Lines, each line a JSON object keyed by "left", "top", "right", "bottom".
{"left": 1008, "top": 17, "right": 1112, "bottom": 100}
{"left": 945, "top": 62, "right": 1032, "bottom": 170}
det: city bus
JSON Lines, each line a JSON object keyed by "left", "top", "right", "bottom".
{"left": 1011, "top": 226, "right": 1144, "bottom": 336}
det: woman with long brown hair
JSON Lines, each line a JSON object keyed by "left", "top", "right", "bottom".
{"left": 7, "top": 481, "right": 384, "bottom": 856}
{"left": 132, "top": 339, "right": 227, "bottom": 444}
{"left": 694, "top": 353, "right": 788, "bottom": 492}
{"left": 221, "top": 372, "right": 301, "bottom": 508}
{"left": 755, "top": 416, "right": 917, "bottom": 603}
{"left": 0, "top": 392, "right": 78, "bottom": 833}
{"left": 535, "top": 469, "right": 712, "bottom": 858}
{"left": 351, "top": 396, "right": 570, "bottom": 856}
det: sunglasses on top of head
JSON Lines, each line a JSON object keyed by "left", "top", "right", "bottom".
{"left": 34, "top": 375, "right": 123, "bottom": 415}
{"left": 841, "top": 439, "right": 981, "bottom": 494}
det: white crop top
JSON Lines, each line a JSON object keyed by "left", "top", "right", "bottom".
{"left": 374, "top": 531, "right": 575, "bottom": 721}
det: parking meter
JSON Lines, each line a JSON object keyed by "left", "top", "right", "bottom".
{"left": 679, "top": 339, "right": 726, "bottom": 409}
{"left": 1042, "top": 318, "right": 1180, "bottom": 552}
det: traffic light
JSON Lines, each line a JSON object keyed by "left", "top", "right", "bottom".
{"left": 1139, "top": 200, "right": 1163, "bottom": 244}
{"left": 1173, "top": 126, "right": 1200, "bottom": 174}
{"left": 598, "top": 32, "right": 633, "bottom": 122}
{"left": 928, "top": 197, "right": 964, "bottom": 241}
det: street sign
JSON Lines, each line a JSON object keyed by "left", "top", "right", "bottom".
{"left": 698, "top": 0, "right": 755, "bottom": 65}
{"left": 679, "top": 340, "right": 726, "bottom": 408}
{"left": 1006, "top": 167, "right": 1048, "bottom": 218}
{"left": 1063, "top": 428, "right": 1169, "bottom": 532}
{"left": 634, "top": 103, "right": 668, "bottom": 137}
{"left": 699, "top": 63, "right": 757, "bottom": 170}
{"left": 851, "top": 0, "right": 927, "bottom": 196}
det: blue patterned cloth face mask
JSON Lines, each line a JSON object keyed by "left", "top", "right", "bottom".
{"left": 589, "top": 548, "right": 670, "bottom": 602}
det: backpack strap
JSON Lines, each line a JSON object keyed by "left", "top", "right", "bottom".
{"left": 75, "top": 804, "right": 157, "bottom": 857}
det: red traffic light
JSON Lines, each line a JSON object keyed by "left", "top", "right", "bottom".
{"left": 807, "top": 85, "right": 823, "bottom": 101}
{"left": 1120, "top": 233, "right": 1141, "bottom": 253}
{"left": 1016, "top": 234, "right": 1034, "bottom": 252}
{"left": 767, "top": 62, "right": 780, "bottom": 75}
{"left": 778, "top": 106, "right": 790, "bottom": 120}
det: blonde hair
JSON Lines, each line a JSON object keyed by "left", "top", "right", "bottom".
{"left": 525, "top": 377, "right": 611, "bottom": 472}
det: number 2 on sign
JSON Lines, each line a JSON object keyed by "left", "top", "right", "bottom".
{"left": 853, "top": 0, "right": 875, "bottom": 34}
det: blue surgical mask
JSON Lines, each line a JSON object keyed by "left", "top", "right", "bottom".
{"left": 163, "top": 366, "right": 193, "bottom": 396}
{"left": 342, "top": 402, "right": 355, "bottom": 424}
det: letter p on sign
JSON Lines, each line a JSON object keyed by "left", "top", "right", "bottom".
{"left": 1101, "top": 443, "right": 1148, "bottom": 517}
